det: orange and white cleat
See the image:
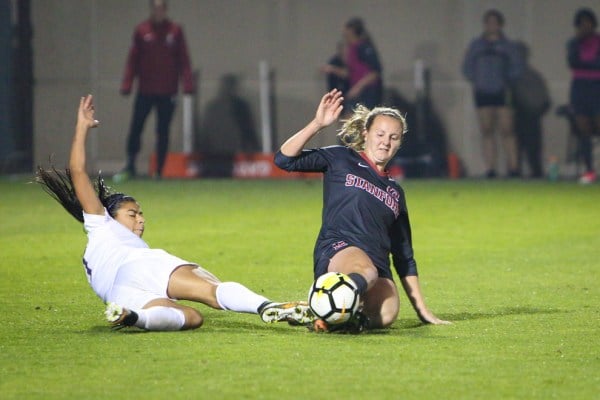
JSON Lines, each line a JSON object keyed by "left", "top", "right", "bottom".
{"left": 259, "top": 301, "right": 314, "bottom": 325}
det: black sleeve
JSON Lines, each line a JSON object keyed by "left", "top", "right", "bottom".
{"left": 507, "top": 40, "right": 525, "bottom": 82}
{"left": 568, "top": 38, "right": 582, "bottom": 68}
{"left": 358, "top": 42, "right": 382, "bottom": 73}
{"left": 328, "top": 54, "right": 345, "bottom": 68}
{"left": 274, "top": 148, "right": 330, "bottom": 173}
{"left": 567, "top": 38, "right": 600, "bottom": 69}
{"left": 390, "top": 212, "right": 418, "bottom": 278}
{"left": 462, "top": 40, "right": 477, "bottom": 81}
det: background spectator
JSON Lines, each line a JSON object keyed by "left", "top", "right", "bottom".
{"left": 567, "top": 8, "right": 600, "bottom": 184}
{"left": 343, "top": 17, "right": 383, "bottom": 109}
{"left": 512, "top": 41, "right": 551, "bottom": 179}
{"left": 320, "top": 41, "right": 349, "bottom": 94}
{"left": 463, "top": 9, "right": 524, "bottom": 178}
{"left": 115, "top": 0, "right": 195, "bottom": 181}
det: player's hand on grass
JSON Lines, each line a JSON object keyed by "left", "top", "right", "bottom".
{"left": 314, "top": 89, "right": 344, "bottom": 128}
{"left": 417, "top": 308, "right": 451, "bottom": 325}
{"left": 77, "top": 94, "right": 99, "bottom": 130}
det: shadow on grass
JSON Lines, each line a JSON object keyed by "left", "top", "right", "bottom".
{"left": 82, "top": 306, "right": 565, "bottom": 336}
{"left": 85, "top": 320, "right": 393, "bottom": 337}
{"left": 84, "top": 319, "right": 311, "bottom": 336}
{"left": 87, "top": 325, "right": 149, "bottom": 335}
{"left": 437, "top": 306, "right": 567, "bottom": 322}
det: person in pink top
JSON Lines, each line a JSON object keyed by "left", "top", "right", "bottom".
{"left": 320, "top": 18, "right": 382, "bottom": 113}
{"left": 343, "top": 18, "right": 383, "bottom": 110}
{"left": 116, "top": 0, "right": 195, "bottom": 181}
{"left": 567, "top": 8, "right": 600, "bottom": 184}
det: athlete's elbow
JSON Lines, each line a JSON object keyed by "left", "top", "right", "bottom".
{"left": 273, "top": 151, "right": 294, "bottom": 171}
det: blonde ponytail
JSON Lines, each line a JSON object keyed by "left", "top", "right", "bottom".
{"left": 338, "top": 105, "right": 371, "bottom": 150}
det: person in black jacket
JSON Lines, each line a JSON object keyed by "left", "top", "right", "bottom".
{"left": 512, "top": 41, "right": 551, "bottom": 178}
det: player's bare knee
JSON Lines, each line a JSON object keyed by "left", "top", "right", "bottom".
{"left": 184, "top": 309, "right": 203, "bottom": 329}
{"left": 363, "top": 267, "right": 379, "bottom": 284}
{"left": 348, "top": 264, "right": 378, "bottom": 285}
{"left": 367, "top": 312, "right": 396, "bottom": 329}
{"left": 379, "top": 310, "right": 398, "bottom": 328}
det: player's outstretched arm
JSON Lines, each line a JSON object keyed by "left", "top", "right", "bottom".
{"left": 320, "top": 64, "right": 348, "bottom": 79}
{"left": 346, "top": 71, "right": 378, "bottom": 100}
{"left": 400, "top": 276, "right": 451, "bottom": 325}
{"left": 69, "top": 95, "right": 104, "bottom": 216}
{"left": 280, "top": 89, "right": 344, "bottom": 157}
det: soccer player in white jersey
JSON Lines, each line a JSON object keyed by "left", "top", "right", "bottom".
{"left": 36, "top": 95, "right": 311, "bottom": 331}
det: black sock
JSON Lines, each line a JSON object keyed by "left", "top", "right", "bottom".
{"left": 257, "top": 301, "right": 271, "bottom": 314}
{"left": 348, "top": 273, "right": 368, "bottom": 295}
{"left": 123, "top": 310, "right": 139, "bottom": 326}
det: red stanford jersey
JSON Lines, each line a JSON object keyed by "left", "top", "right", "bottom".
{"left": 275, "top": 146, "right": 418, "bottom": 279}
{"left": 121, "top": 19, "right": 194, "bottom": 96}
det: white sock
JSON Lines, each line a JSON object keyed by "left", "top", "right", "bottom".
{"left": 134, "top": 307, "right": 186, "bottom": 331}
{"left": 215, "top": 281, "right": 269, "bottom": 314}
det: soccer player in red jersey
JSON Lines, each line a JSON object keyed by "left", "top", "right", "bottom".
{"left": 276, "top": 90, "right": 449, "bottom": 330}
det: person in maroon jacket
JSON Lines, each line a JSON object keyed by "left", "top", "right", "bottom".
{"left": 115, "top": 0, "right": 194, "bottom": 181}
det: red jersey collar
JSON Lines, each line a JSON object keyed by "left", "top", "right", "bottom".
{"left": 359, "top": 151, "right": 389, "bottom": 177}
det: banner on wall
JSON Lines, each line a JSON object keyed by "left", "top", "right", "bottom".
{"left": 149, "top": 152, "right": 319, "bottom": 179}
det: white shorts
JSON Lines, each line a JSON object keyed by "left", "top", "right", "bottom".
{"left": 107, "top": 259, "right": 220, "bottom": 310}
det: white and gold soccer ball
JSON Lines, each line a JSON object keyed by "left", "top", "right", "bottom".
{"left": 308, "top": 272, "right": 360, "bottom": 325}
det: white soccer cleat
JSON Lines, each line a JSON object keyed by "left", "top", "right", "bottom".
{"left": 259, "top": 301, "right": 314, "bottom": 325}
{"left": 104, "top": 302, "right": 138, "bottom": 330}
{"left": 105, "top": 302, "right": 123, "bottom": 323}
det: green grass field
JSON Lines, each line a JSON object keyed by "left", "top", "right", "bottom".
{"left": 0, "top": 177, "right": 598, "bottom": 399}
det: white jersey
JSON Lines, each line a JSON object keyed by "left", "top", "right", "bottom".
{"left": 82, "top": 210, "right": 195, "bottom": 303}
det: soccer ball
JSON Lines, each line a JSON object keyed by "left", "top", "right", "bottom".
{"left": 308, "top": 272, "right": 360, "bottom": 325}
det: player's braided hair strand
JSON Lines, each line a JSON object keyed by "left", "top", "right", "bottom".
{"left": 35, "top": 164, "right": 134, "bottom": 222}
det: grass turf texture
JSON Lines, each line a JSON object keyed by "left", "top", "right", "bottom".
{"left": 0, "top": 177, "right": 598, "bottom": 399}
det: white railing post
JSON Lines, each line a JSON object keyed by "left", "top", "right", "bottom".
{"left": 259, "top": 60, "right": 272, "bottom": 154}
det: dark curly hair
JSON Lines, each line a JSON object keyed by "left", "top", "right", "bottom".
{"left": 36, "top": 165, "right": 136, "bottom": 223}
{"left": 574, "top": 8, "right": 597, "bottom": 29}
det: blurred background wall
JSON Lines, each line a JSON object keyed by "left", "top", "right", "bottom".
{"left": 26, "top": 0, "right": 599, "bottom": 176}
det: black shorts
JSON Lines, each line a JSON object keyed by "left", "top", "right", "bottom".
{"left": 570, "top": 79, "right": 600, "bottom": 116}
{"left": 474, "top": 90, "right": 510, "bottom": 108}
{"left": 313, "top": 239, "right": 393, "bottom": 280}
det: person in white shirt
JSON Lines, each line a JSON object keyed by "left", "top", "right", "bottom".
{"left": 36, "top": 95, "right": 312, "bottom": 331}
